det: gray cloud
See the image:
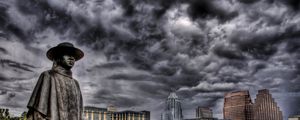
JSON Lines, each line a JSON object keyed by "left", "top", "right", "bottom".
{"left": 0, "top": 0, "right": 299, "bottom": 119}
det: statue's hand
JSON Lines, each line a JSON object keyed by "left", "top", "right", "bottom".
{"left": 27, "top": 109, "right": 48, "bottom": 120}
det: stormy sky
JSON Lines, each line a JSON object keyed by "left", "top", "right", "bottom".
{"left": 0, "top": 0, "right": 300, "bottom": 119}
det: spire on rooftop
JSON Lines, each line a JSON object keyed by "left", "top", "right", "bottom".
{"left": 168, "top": 92, "right": 178, "bottom": 99}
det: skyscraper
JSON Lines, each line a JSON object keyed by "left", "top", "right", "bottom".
{"left": 161, "top": 92, "right": 183, "bottom": 120}
{"left": 223, "top": 91, "right": 253, "bottom": 120}
{"left": 223, "top": 89, "right": 283, "bottom": 120}
{"left": 196, "top": 107, "right": 213, "bottom": 118}
{"left": 253, "top": 89, "right": 283, "bottom": 120}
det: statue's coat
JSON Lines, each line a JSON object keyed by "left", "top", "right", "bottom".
{"left": 27, "top": 66, "right": 83, "bottom": 120}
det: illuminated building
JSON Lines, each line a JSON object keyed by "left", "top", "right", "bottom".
{"left": 112, "top": 111, "right": 150, "bottom": 120}
{"left": 84, "top": 106, "right": 150, "bottom": 120}
{"left": 107, "top": 105, "right": 117, "bottom": 112}
{"left": 84, "top": 106, "right": 111, "bottom": 120}
{"left": 289, "top": 115, "right": 300, "bottom": 120}
{"left": 184, "top": 118, "right": 217, "bottom": 120}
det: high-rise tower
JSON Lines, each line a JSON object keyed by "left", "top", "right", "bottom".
{"left": 223, "top": 90, "right": 253, "bottom": 120}
{"left": 253, "top": 89, "right": 283, "bottom": 120}
{"left": 223, "top": 89, "right": 283, "bottom": 120}
{"left": 161, "top": 92, "right": 183, "bottom": 120}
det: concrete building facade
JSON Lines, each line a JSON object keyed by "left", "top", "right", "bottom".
{"left": 253, "top": 89, "right": 283, "bottom": 120}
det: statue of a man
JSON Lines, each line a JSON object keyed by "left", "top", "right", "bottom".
{"left": 27, "top": 42, "right": 84, "bottom": 120}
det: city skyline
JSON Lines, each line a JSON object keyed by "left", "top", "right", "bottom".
{"left": 0, "top": 88, "right": 287, "bottom": 120}
{"left": 1, "top": 0, "right": 300, "bottom": 120}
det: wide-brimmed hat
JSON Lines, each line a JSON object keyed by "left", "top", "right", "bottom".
{"left": 46, "top": 42, "right": 84, "bottom": 61}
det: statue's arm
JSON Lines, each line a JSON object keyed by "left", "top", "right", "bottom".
{"left": 27, "top": 71, "right": 52, "bottom": 119}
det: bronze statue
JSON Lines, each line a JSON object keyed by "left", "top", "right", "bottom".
{"left": 27, "top": 42, "right": 84, "bottom": 120}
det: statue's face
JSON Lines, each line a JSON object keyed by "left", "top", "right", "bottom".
{"left": 60, "top": 54, "right": 75, "bottom": 69}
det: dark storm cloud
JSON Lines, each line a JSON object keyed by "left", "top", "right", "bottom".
{"left": 280, "top": 0, "right": 300, "bottom": 10}
{"left": 1, "top": 0, "right": 300, "bottom": 119}
{"left": 229, "top": 24, "right": 300, "bottom": 60}
{"left": 115, "top": 0, "right": 176, "bottom": 18}
{"left": 106, "top": 69, "right": 202, "bottom": 94}
{"left": 213, "top": 44, "right": 245, "bottom": 60}
{"left": 0, "top": 3, "right": 9, "bottom": 29}
{"left": 0, "top": 59, "right": 38, "bottom": 81}
{"left": 107, "top": 73, "right": 151, "bottom": 81}
{"left": 0, "top": 47, "right": 8, "bottom": 54}
{"left": 184, "top": 95, "right": 222, "bottom": 108}
{"left": 95, "top": 94, "right": 145, "bottom": 107}
{"left": 0, "top": 59, "right": 35, "bottom": 72}
{"left": 16, "top": 0, "right": 73, "bottom": 30}
{"left": 88, "top": 62, "right": 128, "bottom": 70}
{"left": 177, "top": 81, "right": 236, "bottom": 101}
{"left": 238, "top": 0, "right": 260, "bottom": 4}
{"left": 134, "top": 82, "right": 172, "bottom": 99}
{"left": 92, "top": 88, "right": 149, "bottom": 108}
{"left": 0, "top": 2, "right": 31, "bottom": 41}
{"left": 0, "top": 90, "right": 7, "bottom": 95}
{"left": 186, "top": 0, "right": 238, "bottom": 21}
{"left": 0, "top": 76, "right": 29, "bottom": 81}
{"left": 7, "top": 93, "right": 16, "bottom": 100}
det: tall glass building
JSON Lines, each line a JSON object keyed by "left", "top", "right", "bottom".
{"left": 161, "top": 92, "right": 183, "bottom": 120}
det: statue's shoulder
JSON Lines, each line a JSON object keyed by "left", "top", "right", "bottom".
{"left": 72, "top": 78, "right": 80, "bottom": 86}
{"left": 35, "top": 70, "right": 53, "bottom": 83}
{"left": 40, "top": 70, "right": 54, "bottom": 76}
{"left": 72, "top": 78, "right": 79, "bottom": 83}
